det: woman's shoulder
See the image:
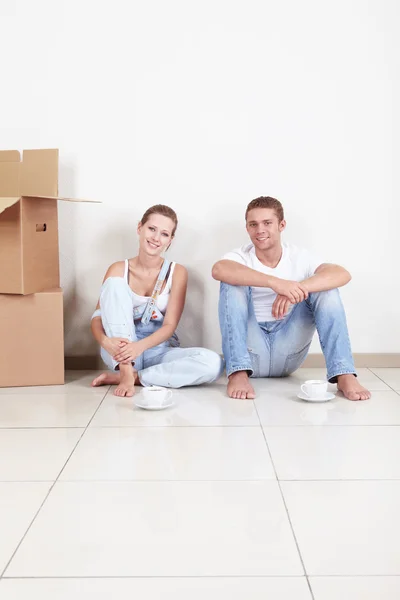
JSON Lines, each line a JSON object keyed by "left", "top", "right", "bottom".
{"left": 170, "top": 262, "right": 187, "bottom": 281}
{"left": 103, "top": 260, "right": 126, "bottom": 279}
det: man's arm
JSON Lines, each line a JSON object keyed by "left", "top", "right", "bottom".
{"left": 212, "top": 259, "right": 309, "bottom": 304}
{"left": 271, "top": 263, "right": 351, "bottom": 319}
{"left": 302, "top": 263, "right": 351, "bottom": 293}
{"left": 212, "top": 260, "right": 271, "bottom": 287}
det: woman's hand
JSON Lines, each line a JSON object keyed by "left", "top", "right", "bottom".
{"left": 114, "top": 341, "right": 144, "bottom": 364}
{"left": 102, "top": 337, "right": 129, "bottom": 359}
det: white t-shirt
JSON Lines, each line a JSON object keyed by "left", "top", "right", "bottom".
{"left": 222, "top": 242, "right": 323, "bottom": 322}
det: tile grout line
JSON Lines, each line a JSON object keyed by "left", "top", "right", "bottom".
{"left": 253, "top": 400, "right": 315, "bottom": 600}
{"left": 3, "top": 423, "right": 400, "bottom": 430}
{"left": 367, "top": 367, "right": 399, "bottom": 393}
{"left": 0, "top": 384, "right": 111, "bottom": 579}
{"left": 2, "top": 573, "right": 400, "bottom": 580}
{"left": 0, "top": 574, "right": 313, "bottom": 580}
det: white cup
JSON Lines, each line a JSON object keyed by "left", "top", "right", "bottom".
{"left": 301, "top": 379, "right": 328, "bottom": 399}
{"left": 141, "top": 385, "right": 173, "bottom": 408}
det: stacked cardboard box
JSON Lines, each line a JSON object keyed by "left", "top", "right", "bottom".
{"left": 0, "top": 149, "right": 97, "bottom": 387}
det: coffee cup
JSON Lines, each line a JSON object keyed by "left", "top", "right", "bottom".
{"left": 140, "top": 385, "right": 173, "bottom": 408}
{"left": 301, "top": 379, "right": 328, "bottom": 399}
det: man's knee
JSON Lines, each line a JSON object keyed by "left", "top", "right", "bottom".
{"left": 219, "top": 283, "right": 251, "bottom": 314}
{"left": 308, "top": 288, "right": 342, "bottom": 308}
{"left": 220, "top": 282, "right": 250, "bottom": 296}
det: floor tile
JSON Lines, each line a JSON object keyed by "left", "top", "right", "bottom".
{"left": 60, "top": 426, "right": 275, "bottom": 481}
{"left": 0, "top": 393, "right": 104, "bottom": 428}
{"left": 0, "top": 483, "right": 51, "bottom": 573}
{"left": 0, "top": 429, "right": 83, "bottom": 481}
{"left": 370, "top": 369, "right": 400, "bottom": 390}
{"left": 0, "top": 577, "right": 312, "bottom": 599}
{"left": 281, "top": 481, "right": 400, "bottom": 575}
{"left": 255, "top": 390, "right": 400, "bottom": 426}
{"left": 0, "top": 371, "right": 109, "bottom": 396}
{"left": 253, "top": 368, "right": 390, "bottom": 392}
{"left": 6, "top": 481, "right": 303, "bottom": 577}
{"left": 310, "top": 576, "right": 400, "bottom": 599}
{"left": 265, "top": 426, "right": 400, "bottom": 480}
{"left": 91, "top": 385, "right": 259, "bottom": 427}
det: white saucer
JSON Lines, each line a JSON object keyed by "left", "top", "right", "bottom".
{"left": 297, "top": 391, "right": 335, "bottom": 403}
{"left": 134, "top": 400, "right": 174, "bottom": 411}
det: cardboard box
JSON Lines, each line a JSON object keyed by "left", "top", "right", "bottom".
{"left": 0, "top": 288, "right": 64, "bottom": 387}
{"left": 0, "top": 149, "right": 97, "bottom": 294}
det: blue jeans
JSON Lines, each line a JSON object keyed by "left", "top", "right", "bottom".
{"left": 99, "top": 277, "right": 224, "bottom": 387}
{"left": 218, "top": 283, "right": 356, "bottom": 383}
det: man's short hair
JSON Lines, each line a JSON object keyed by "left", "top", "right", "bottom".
{"left": 245, "top": 196, "right": 284, "bottom": 222}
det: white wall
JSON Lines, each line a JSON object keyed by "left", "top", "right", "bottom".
{"left": 1, "top": 0, "right": 399, "bottom": 356}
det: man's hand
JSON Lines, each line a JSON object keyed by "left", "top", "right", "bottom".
{"left": 114, "top": 341, "right": 143, "bottom": 364}
{"left": 272, "top": 295, "right": 293, "bottom": 319}
{"left": 102, "top": 337, "right": 129, "bottom": 359}
{"left": 269, "top": 278, "right": 309, "bottom": 303}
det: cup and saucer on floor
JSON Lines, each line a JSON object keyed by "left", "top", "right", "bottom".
{"left": 297, "top": 379, "right": 335, "bottom": 402}
{"left": 134, "top": 385, "right": 174, "bottom": 410}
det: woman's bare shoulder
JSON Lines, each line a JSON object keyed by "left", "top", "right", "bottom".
{"left": 103, "top": 261, "right": 126, "bottom": 281}
{"left": 171, "top": 263, "right": 188, "bottom": 280}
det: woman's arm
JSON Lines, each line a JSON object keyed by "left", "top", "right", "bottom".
{"left": 114, "top": 264, "right": 188, "bottom": 363}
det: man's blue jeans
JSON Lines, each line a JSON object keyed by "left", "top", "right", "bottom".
{"left": 218, "top": 283, "right": 356, "bottom": 382}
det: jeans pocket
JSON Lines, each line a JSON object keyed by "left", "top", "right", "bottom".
{"left": 283, "top": 341, "right": 312, "bottom": 376}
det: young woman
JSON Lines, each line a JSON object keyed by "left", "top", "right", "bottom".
{"left": 91, "top": 204, "right": 224, "bottom": 397}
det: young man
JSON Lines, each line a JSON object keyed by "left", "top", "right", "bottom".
{"left": 212, "top": 196, "right": 371, "bottom": 401}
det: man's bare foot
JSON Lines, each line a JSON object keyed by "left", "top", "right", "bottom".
{"left": 337, "top": 374, "right": 371, "bottom": 401}
{"left": 114, "top": 365, "right": 137, "bottom": 398}
{"left": 91, "top": 372, "right": 120, "bottom": 387}
{"left": 227, "top": 371, "right": 255, "bottom": 400}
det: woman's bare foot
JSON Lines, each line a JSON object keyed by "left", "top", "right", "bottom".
{"left": 114, "top": 364, "right": 137, "bottom": 397}
{"left": 227, "top": 371, "right": 256, "bottom": 399}
{"left": 91, "top": 372, "right": 120, "bottom": 387}
{"left": 337, "top": 374, "right": 371, "bottom": 401}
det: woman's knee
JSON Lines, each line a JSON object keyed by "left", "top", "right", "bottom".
{"left": 196, "top": 348, "right": 225, "bottom": 382}
{"left": 100, "top": 276, "right": 129, "bottom": 300}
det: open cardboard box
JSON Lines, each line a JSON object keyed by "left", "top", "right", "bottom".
{"left": 0, "top": 148, "right": 98, "bottom": 294}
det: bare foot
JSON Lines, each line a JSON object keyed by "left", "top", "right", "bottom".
{"left": 114, "top": 365, "right": 137, "bottom": 398}
{"left": 227, "top": 371, "right": 255, "bottom": 399}
{"left": 91, "top": 372, "right": 120, "bottom": 387}
{"left": 337, "top": 374, "right": 371, "bottom": 401}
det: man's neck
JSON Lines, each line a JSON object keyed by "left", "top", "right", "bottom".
{"left": 254, "top": 243, "right": 283, "bottom": 268}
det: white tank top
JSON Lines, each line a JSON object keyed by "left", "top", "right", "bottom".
{"left": 124, "top": 259, "right": 176, "bottom": 315}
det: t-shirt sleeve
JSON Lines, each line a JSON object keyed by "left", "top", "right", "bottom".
{"left": 221, "top": 249, "right": 247, "bottom": 266}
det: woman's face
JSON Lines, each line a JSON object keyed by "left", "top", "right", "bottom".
{"left": 138, "top": 213, "right": 175, "bottom": 256}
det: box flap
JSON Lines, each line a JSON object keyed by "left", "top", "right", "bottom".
{"left": 0, "top": 197, "right": 20, "bottom": 215}
{"left": 0, "top": 161, "right": 20, "bottom": 197}
{"left": 22, "top": 195, "right": 100, "bottom": 203}
{"left": 20, "top": 149, "right": 59, "bottom": 198}
{"left": 0, "top": 150, "right": 21, "bottom": 162}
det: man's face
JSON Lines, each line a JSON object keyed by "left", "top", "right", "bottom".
{"left": 246, "top": 208, "right": 285, "bottom": 251}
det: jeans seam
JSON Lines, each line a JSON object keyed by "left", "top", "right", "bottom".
{"left": 223, "top": 285, "right": 253, "bottom": 377}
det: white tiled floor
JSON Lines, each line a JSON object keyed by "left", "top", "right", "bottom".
{"left": 0, "top": 368, "right": 399, "bottom": 599}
